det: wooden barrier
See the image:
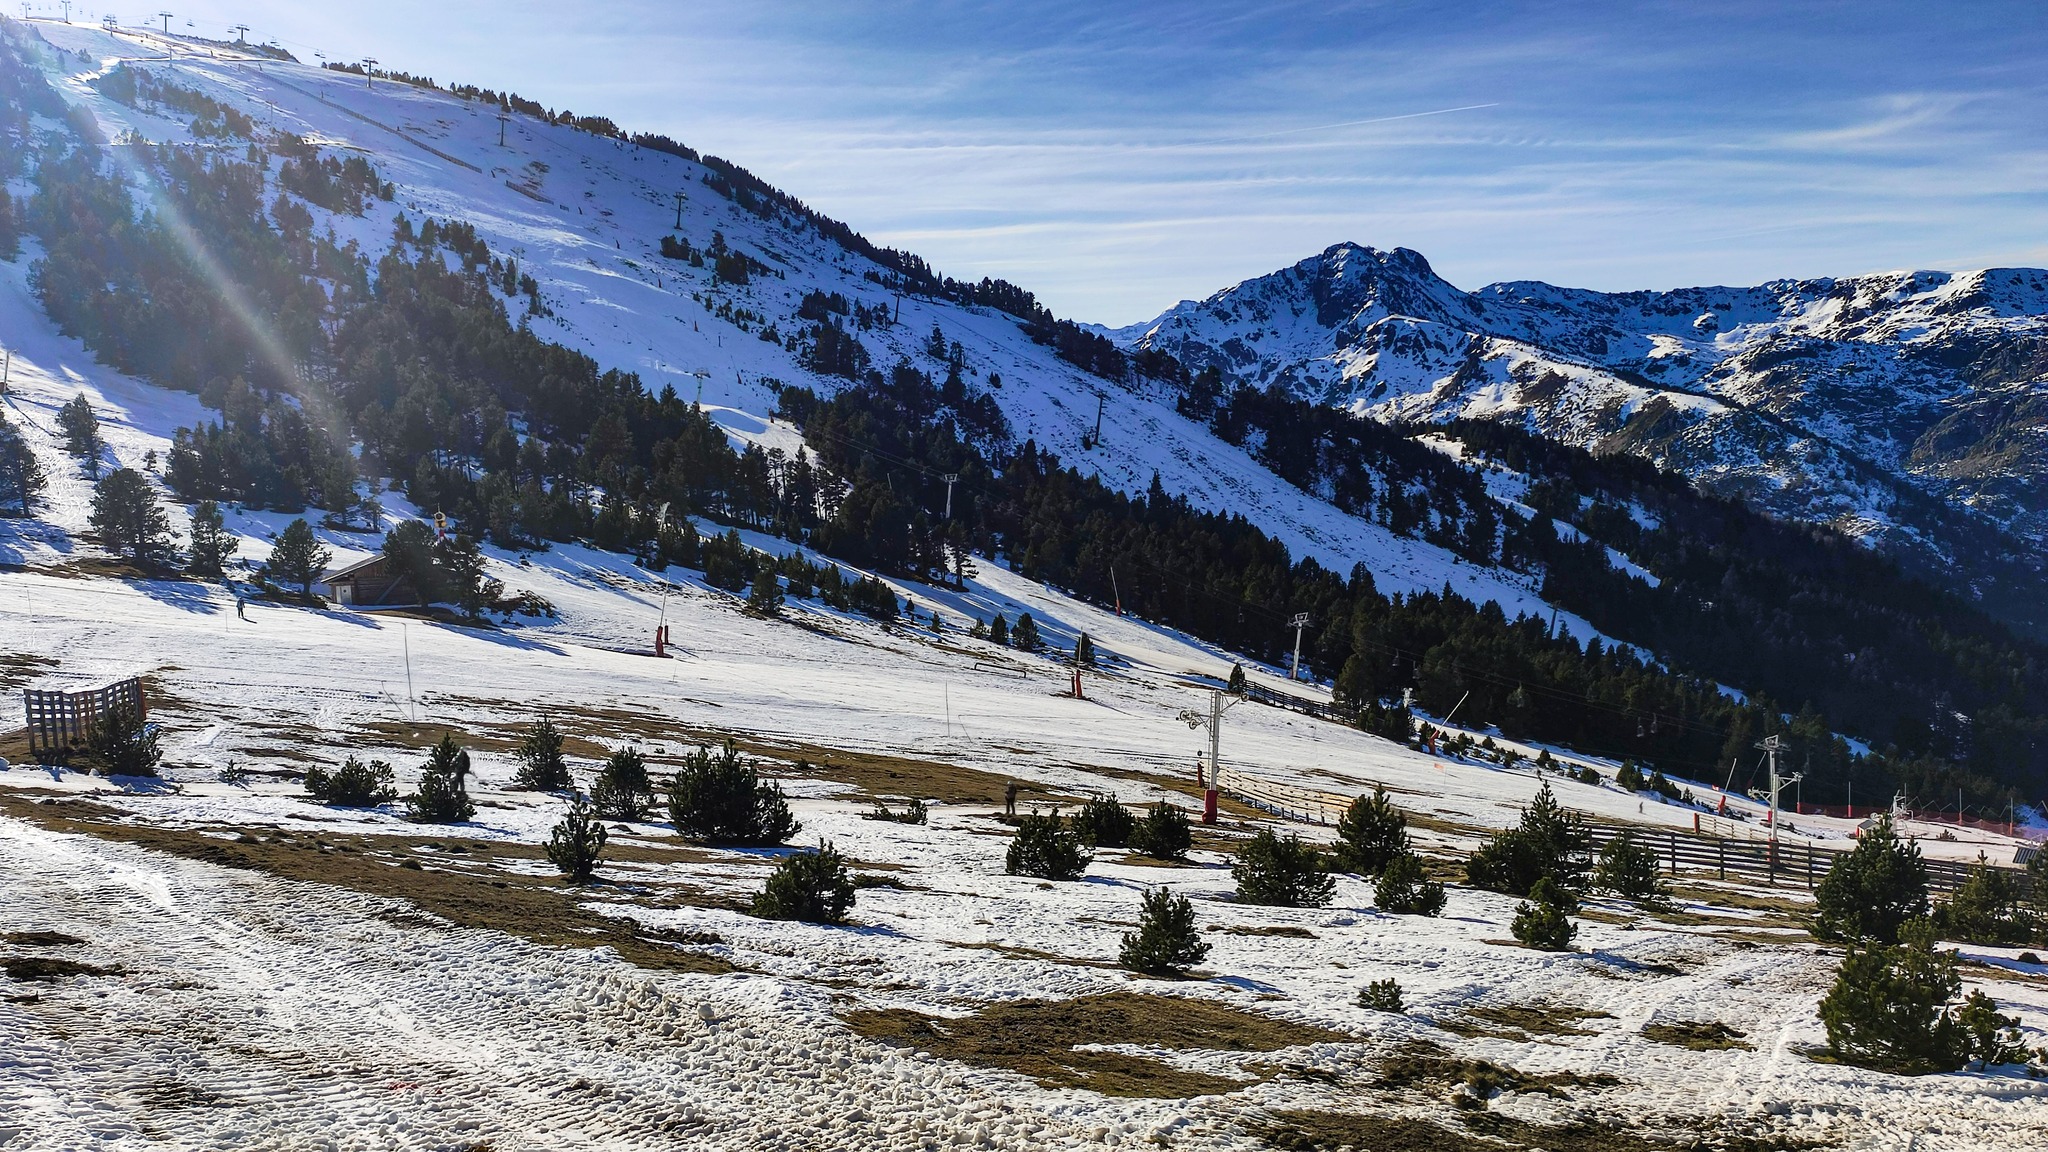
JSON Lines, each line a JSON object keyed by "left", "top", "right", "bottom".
{"left": 24, "top": 678, "right": 145, "bottom": 758}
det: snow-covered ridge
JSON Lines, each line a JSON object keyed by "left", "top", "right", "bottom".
{"left": 20, "top": 21, "right": 1583, "bottom": 630}
{"left": 1120, "top": 241, "right": 2048, "bottom": 578}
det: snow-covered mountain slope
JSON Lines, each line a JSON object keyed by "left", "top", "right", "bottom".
{"left": 1116, "top": 242, "right": 2048, "bottom": 579}
{"left": 20, "top": 22, "right": 1573, "bottom": 627}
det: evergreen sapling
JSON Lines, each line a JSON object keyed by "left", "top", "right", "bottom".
{"left": 1374, "top": 850, "right": 1447, "bottom": 916}
{"left": 1232, "top": 829, "right": 1335, "bottom": 907}
{"left": 590, "top": 747, "right": 653, "bottom": 819}
{"left": 1130, "top": 801, "right": 1193, "bottom": 860}
{"left": 1006, "top": 810, "right": 1091, "bottom": 880}
{"left": 513, "top": 716, "right": 573, "bottom": 792}
{"left": 1119, "top": 888, "right": 1210, "bottom": 976}
{"left": 1334, "top": 787, "right": 1407, "bottom": 874}
{"left": 546, "top": 794, "right": 608, "bottom": 882}
{"left": 406, "top": 735, "right": 476, "bottom": 823}
{"left": 754, "top": 842, "right": 857, "bottom": 924}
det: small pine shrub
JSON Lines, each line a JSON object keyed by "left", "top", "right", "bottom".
{"left": 83, "top": 702, "right": 161, "bottom": 778}
{"left": 1617, "top": 761, "right": 1646, "bottom": 791}
{"left": 406, "top": 735, "right": 476, "bottom": 824}
{"left": 1130, "top": 802, "right": 1193, "bottom": 860}
{"left": 1813, "top": 814, "right": 1928, "bottom": 944}
{"left": 546, "top": 795, "right": 608, "bottom": 882}
{"left": 1334, "top": 787, "right": 1407, "bottom": 874}
{"left": 1954, "top": 989, "right": 2029, "bottom": 1068}
{"left": 1466, "top": 781, "right": 1590, "bottom": 897}
{"left": 1594, "top": 831, "right": 1670, "bottom": 906}
{"left": 513, "top": 716, "right": 573, "bottom": 792}
{"left": 1232, "top": 829, "right": 1335, "bottom": 908}
{"left": 1511, "top": 877, "right": 1577, "bottom": 951}
{"left": 1119, "top": 888, "right": 1210, "bottom": 976}
{"left": 753, "top": 842, "right": 856, "bottom": 924}
{"left": 306, "top": 756, "right": 397, "bottom": 807}
{"left": 1072, "top": 794, "right": 1135, "bottom": 847}
{"left": 1574, "top": 765, "right": 1599, "bottom": 786}
{"left": 1006, "top": 810, "right": 1092, "bottom": 880}
{"left": 1818, "top": 918, "right": 1966, "bottom": 1072}
{"left": 590, "top": 747, "right": 652, "bottom": 820}
{"left": 860, "top": 798, "right": 928, "bottom": 824}
{"left": 1225, "top": 663, "right": 1247, "bottom": 694}
{"left": 1357, "top": 979, "right": 1404, "bottom": 1013}
{"left": 1933, "top": 858, "right": 2036, "bottom": 947}
{"left": 665, "top": 740, "right": 800, "bottom": 846}
{"left": 1374, "top": 850, "right": 1447, "bottom": 916}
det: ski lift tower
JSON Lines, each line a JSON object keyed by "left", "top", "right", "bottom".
{"left": 1749, "top": 734, "right": 1802, "bottom": 878}
{"left": 1179, "top": 688, "right": 1245, "bottom": 825}
{"left": 1288, "top": 613, "right": 1312, "bottom": 681}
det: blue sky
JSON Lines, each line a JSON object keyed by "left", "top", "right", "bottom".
{"left": 91, "top": 1, "right": 2048, "bottom": 324}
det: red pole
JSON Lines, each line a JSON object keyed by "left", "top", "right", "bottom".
{"left": 1203, "top": 788, "right": 1218, "bottom": 825}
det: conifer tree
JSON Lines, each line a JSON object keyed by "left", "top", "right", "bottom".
{"left": 747, "top": 557, "right": 784, "bottom": 615}
{"left": 546, "top": 795, "right": 608, "bottom": 882}
{"left": 1814, "top": 814, "right": 1928, "bottom": 944}
{"left": 382, "top": 520, "right": 441, "bottom": 605}
{"left": 1818, "top": 918, "right": 1966, "bottom": 1072}
{"left": 1226, "top": 663, "right": 1247, "bottom": 694}
{"left": 591, "top": 746, "right": 652, "bottom": 819}
{"left": 514, "top": 716, "right": 572, "bottom": 791}
{"left": 57, "top": 394, "right": 103, "bottom": 477}
{"left": 666, "top": 740, "right": 800, "bottom": 845}
{"left": 1071, "top": 794, "right": 1134, "bottom": 847}
{"left": 754, "top": 841, "right": 856, "bottom": 924}
{"left": 268, "top": 518, "right": 330, "bottom": 597}
{"left": 1130, "top": 801, "right": 1193, "bottom": 860}
{"left": 1119, "top": 888, "right": 1209, "bottom": 976}
{"left": 1334, "top": 787, "right": 1407, "bottom": 875}
{"left": 1511, "top": 876, "right": 1577, "bottom": 950}
{"left": 89, "top": 468, "right": 176, "bottom": 566}
{"left": 0, "top": 414, "right": 46, "bottom": 516}
{"left": 1074, "top": 632, "right": 1095, "bottom": 666}
{"left": 1374, "top": 849, "right": 1447, "bottom": 916}
{"left": 1594, "top": 831, "right": 1670, "bottom": 906}
{"left": 1357, "top": 979, "right": 1404, "bottom": 1012}
{"left": 988, "top": 614, "right": 1008, "bottom": 647}
{"left": 82, "top": 702, "right": 161, "bottom": 777}
{"left": 305, "top": 756, "right": 397, "bottom": 806}
{"left": 407, "top": 735, "right": 475, "bottom": 823}
{"left": 186, "top": 499, "right": 237, "bottom": 578}
{"left": 1011, "top": 612, "right": 1039, "bottom": 651}
{"left": 1232, "top": 829, "right": 1335, "bottom": 907}
{"left": 1006, "top": 810, "right": 1090, "bottom": 880}
{"left": 1466, "top": 781, "right": 1591, "bottom": 897}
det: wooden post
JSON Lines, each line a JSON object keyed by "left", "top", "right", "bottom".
{"left": 1668, "top": 831, "right": 1677, "bottom": 876}
{"left": 1805, "top": 843, "right": 1813, "bottom": 889}
{"left": 1717, "top": 836, "right": 1725, "bottom": 881}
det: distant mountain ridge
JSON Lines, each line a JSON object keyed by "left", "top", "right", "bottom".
{"left": 1115, "top": 243, "right": 2048, "bottom": 612}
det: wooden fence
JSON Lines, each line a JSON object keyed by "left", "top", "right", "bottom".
{"left": 24, "top": 677, "right": 145, "bottom": 757}
{"left": 1213, "top": 761, "right": 2029, "bottom": 895}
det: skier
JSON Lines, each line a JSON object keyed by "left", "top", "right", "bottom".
{"left": 234, "top": 595, "right": 247, "bottom": 621}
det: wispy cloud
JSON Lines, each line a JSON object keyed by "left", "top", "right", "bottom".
{"left": 173, "top": 0, "right": 2048, "bottom": 324}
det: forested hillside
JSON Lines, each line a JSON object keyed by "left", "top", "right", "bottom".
{"left": 2, "top": 21, "right": 2042, "bottom": 814}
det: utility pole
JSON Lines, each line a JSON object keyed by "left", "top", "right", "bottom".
{"left": 157, "top": 11, "right": 171, "bottom": 34}
{"left": 230, "top": 23, "right": 247, "bottom": 42}
{"left": 1288, "top": 613, "right": 1312, "bottom": 681}
{"left": 1, "top": 347, "right": 10, "bottom": 394}
{"left": 941, "top": 473, "right": 959, "bottom": 520}
{"left": 58, "top": 0, "right": 69, "bottom": 22}
{"left": 497, "top": 111, "right": 509, "bottom": 146}
{"left": 362, "top": 57, "right": 377, "bottom": 87}
{"left": 1084, "top": 391, "right": 1105, "bottom": 449}
{"left": 1180, "top": 689, "right": 1243, "bottom": 825}
{"left": 672, "top": 191, "right": 686, "bottom": 230}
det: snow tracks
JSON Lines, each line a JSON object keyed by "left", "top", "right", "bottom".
{"left": 0, "top": 816, "right": 1110, "bottom": 1151}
